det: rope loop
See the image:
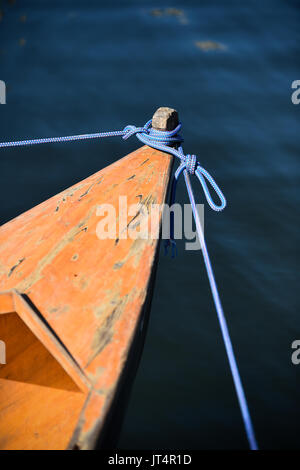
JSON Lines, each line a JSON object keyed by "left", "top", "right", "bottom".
{"left": 195, "top": 166, "right": 227, "bottom": 211}
{"left": 123, "top": 121, "right": 226, "bottom": 213}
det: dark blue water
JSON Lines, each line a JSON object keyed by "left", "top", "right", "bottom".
{"left": 0, "top": 0, "right": 299, "bottom": 449}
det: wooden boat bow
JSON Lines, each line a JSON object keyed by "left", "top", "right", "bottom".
{"left": 0, "top": 107, "right": 178, "bottom": 449}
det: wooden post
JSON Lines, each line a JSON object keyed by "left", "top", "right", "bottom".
{"left": 152, "top": 106, "right": 179, "bottom": 158}
{"left": 151, "top": 106, "right": 179, "bottom": 132}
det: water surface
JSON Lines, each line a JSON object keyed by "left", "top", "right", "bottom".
{"left": 0, "top": 0, "right": 299, "bottom": 449}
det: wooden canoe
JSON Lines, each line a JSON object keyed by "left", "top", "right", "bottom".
{"left": 0, "top": 142, "right": 173, "bottom": 450}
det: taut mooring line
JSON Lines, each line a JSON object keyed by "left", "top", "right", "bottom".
{"left": 183, "top": 169, "right": 258, "bottom": 450}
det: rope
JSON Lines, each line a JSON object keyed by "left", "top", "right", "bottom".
{"left": 0, "top": 130, "right": 126, "bottom": 148}
{"left": 0, "top": 118, "right": 257, "bottom": 450}
{"left": 0, "top": 121, "right": 225, "bottom": 212}
{"left": 183, "top": 170, "right": 258, "bottom": 451}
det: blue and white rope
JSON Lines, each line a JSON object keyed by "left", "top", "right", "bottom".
{"left": 0, "top": 118, "right": 257, "bottom": 450}
{"left": 0, "top": 130, "right": 125, "bottom": 148}
{"left": 0, "top": 120, "right": 225, "bottom": 211}
{"left": 183, "top": 170, "right": 258, "bottom": 451}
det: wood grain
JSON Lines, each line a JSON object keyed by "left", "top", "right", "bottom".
{"left": 0, "top": 144, "right": 173, "bottom": 449}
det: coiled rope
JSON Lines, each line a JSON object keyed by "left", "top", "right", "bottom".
{"left": 0, "top": 119, "right": 257, "bottom": 450}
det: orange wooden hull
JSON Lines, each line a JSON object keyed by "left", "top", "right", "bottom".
{"left": 0, "top": 145, "right": 173, "bottom": 449}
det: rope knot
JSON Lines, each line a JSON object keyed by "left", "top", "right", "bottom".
{"left": 122, "top": 123, "right": 150, "bottom": 141}
{"left": 185, "top": 154, "right": 197, "bottom": 175}
{"left": 123, "top": 120, "right": 183, "bottom": 149}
